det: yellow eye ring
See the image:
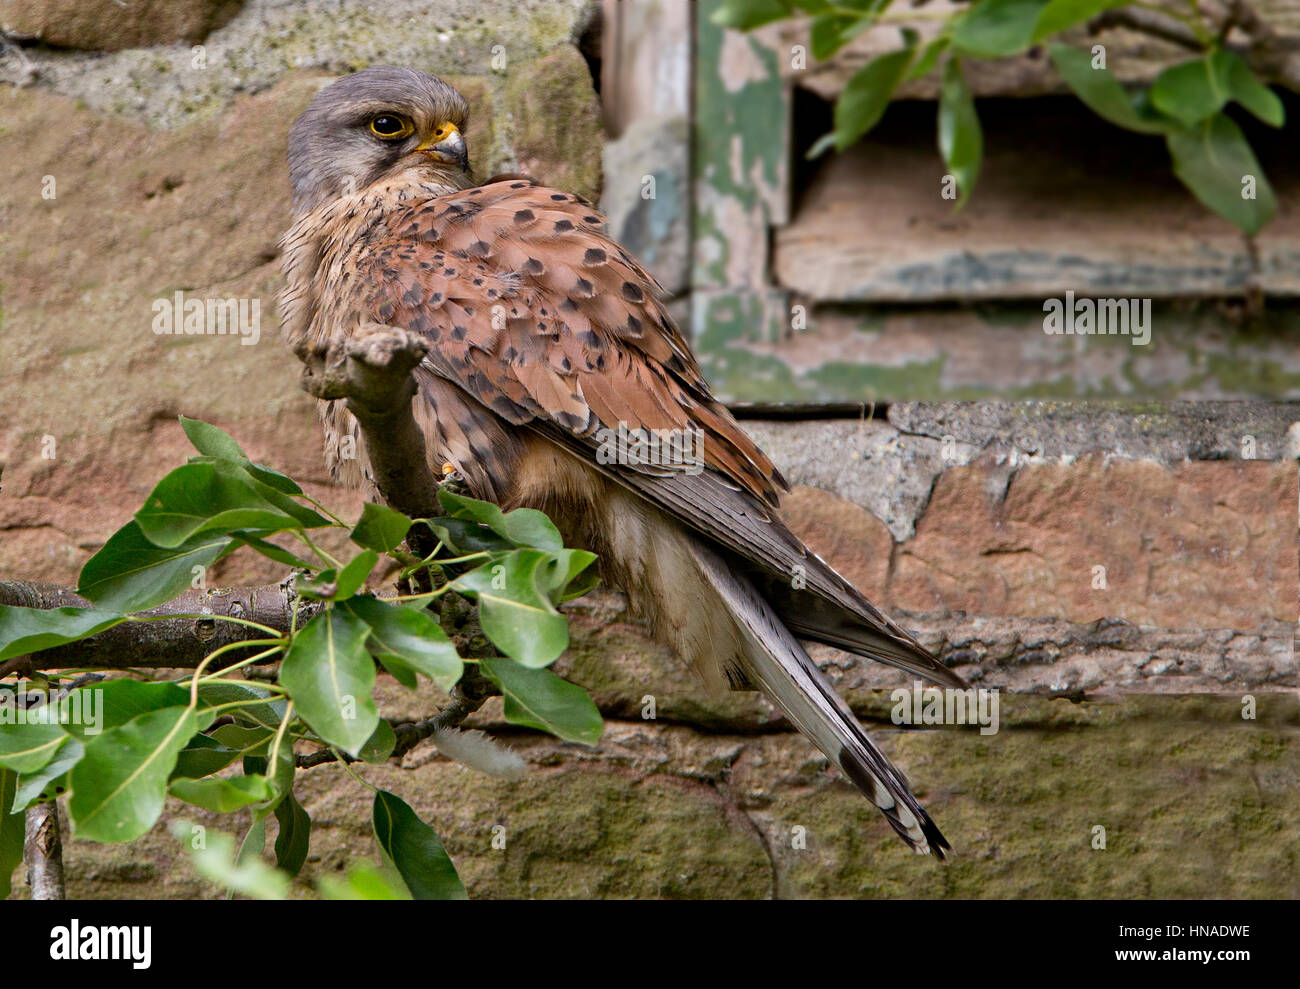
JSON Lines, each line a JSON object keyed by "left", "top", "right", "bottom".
{"left": 369, "top": 114, "right": 414, "bottom": 140}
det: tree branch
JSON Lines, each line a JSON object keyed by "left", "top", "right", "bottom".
{"left": 1089, "top": 8, "right": 1203, "bottom": 50}
{"left": 292, "top": 323, "right": 442, "bottom": 521}
{"left": 1089, "top": 2, "right": 1300, "bottom": 92}
{"left": 0, "top": 579, "right": 320, "bottom": 675}
{"left": 24, "top": 800, "right": 65, "bottom": 900}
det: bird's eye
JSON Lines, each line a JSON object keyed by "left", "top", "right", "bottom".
{"left": 369, "top": 114, "right": 414, "bottom": 140}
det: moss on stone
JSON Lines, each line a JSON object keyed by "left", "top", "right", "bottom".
{"left": 502, "top": 47, "right": 603, "bottom": 202}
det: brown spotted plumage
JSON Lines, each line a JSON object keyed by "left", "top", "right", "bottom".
{"left": 281, "top": 67, "right": 963, "bottom": 857}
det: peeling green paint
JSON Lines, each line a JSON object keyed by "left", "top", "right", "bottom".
{"left": 692, "top": 0, "right": 790, "bottom": 330}
{"left": 697, "top": 300, "right": 1300, "bottom": 403}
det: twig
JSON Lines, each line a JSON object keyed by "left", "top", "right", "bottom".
{"left": 1089, "top": 3, "right": 1300, "bottom": 92}
{"left": 1089, "top": 8, "right": 1204, "bottom": 50}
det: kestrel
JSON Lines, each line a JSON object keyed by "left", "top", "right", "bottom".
{"left": 280, "top": 67, "right": 965, "bottom": 857}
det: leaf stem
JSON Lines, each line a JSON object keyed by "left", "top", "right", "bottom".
{"left": 127, "top": 612, "right": 282, "bottom": 637}
{"left": 266, "top": 699, "right": 295, "bottom": 772}
{"left": 301, "top": 494, "right": 350, "bottom": 528}
{"left": 294, "top": 530, "right": 343, "bottom": 570}
{"left": 389, "top": 586, "right": 454, "bottom": 605}
{"left": 398, "top": 549, "right": 488, "bottom": 579}
{"left": 332, "top": 748, "right": 379, "bottom": 792}
{"left": 187, "top": 640, "right": 284, "bottom": 705}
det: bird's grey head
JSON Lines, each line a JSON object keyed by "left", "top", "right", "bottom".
{"left": 288, "top": 66, "right": 471, "bottom": 213}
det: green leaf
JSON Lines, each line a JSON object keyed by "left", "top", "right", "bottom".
{"left": 211, "top": 724, "right": 274, "bottom": 757}
{"left": 201, "top": 463, "right": 330, "bottom": 529}
{"left": 231, "top": 534, "right": 315, "bottom": 570}
{"left": 1032, "top": 0, "right": 1125, "bottom": 40}
{"left": 1218, "top": 50, "right": 1284, "bottom": 127}
{"left": 350, "top": 502, "right": 413, "bottom": 553}
{"left": 1151, "top": 49, "right": 1284, "bottom": 130}
{"left": 372, "top": 790, "right": 466, "bottom": 900}
{"left": 0, "top": 770, "right": 24, "bottom": 898}
{"left": 301, "top": 551, "right": 379, "bottom": 601}
{"left": 806, "top": 1, "right": 880, "bottom": 59}
{"left": 318, "top": 860, "right": 412, "bottom": 900}
{"left": 951, "top": 0, "right": 1049, "bottom": 57}
{"left": 938, "top": 57, "right": 983, "bottom": 207}
{"left": 427, "top": 518, "right": 514, "bottom": 556}
{"left": 180, "top": 416, "right": 303, "bottom": 494}
{"left": 278, "top": 607, "right": 378, "bottom": 756}
{"left": 12, "top": 737, "right": 83, "bottom": 812}
{"left": 68, "top": 705, "right": 202, "bottom": 842}
{"left": 554, "top": 557, "right": 601, "bottom": 603}
{"left": 242, "top": 746, "right": 295, "bottom": 815}
{"left": 60, "top": 679, "right": 189, "bottom": 740}
{"left": 236, "top": 817, "right": 266, "bottom": 865}
{"left": 833, "top": 47, "right": 915, "bottom": 149}
{"left": 1166, "top": 113, "right": 1277, "bottom": 235}
{"left": 170, "top": 774, "right": 274, "bottom": 812}
{"left": 273, "top": 789, "right": 312, "bottom": 877}
{"left": 335, "top": 551, "right": 378, "bottom": 599}
{"left": 0, "top": 720, "right": 69, "bottom": 774}
{"left": 1150, "top": 55, "right": 1229, "bottom": 128}
{"left": 78, "top": 521, "right": 231, "bottom": 614}
{"left": 172, "top": 733, "right": 242, "bottom": 779}
{"left": 536, "top": 549, "right": 599, "bottom": 600}
{"left": 436, "top": 490, "right": 563, "bottom": 550}
{"left": 712, "top": 0, "right": 791, "bottom": 30}
{"left": 0, "top": 605, "right": 124, "bottom": 663}
{"left": 479, "top": 658, "right": 604, "bottom": 746}
{"left": 905, "top": 36, "right": 949, "bottom": 82}
{"left": 810, "top": 14, "right": 855, "bottom": 60}
{"left": 359, "top": 718, "right": 397, "bottom": 763}
{"left": 1050, "top": 44, "right": 1175, "bottom": 135}
{"left": 195, "top": 682, "right": 285, "bottom": 731}
{"left": 180, "top": 416, "right": 249, "bottom": 462}
{"left": 451, "top": 551, "right": 570, "bottom": 668}
{"left": 173, "top": 822, "right": 290, "bottom": 900}
{"left": 341, "top": 596, "right": 463, "bottom": 691}
{"left": 135, "top": 462, "right": 307, "bottom": 549}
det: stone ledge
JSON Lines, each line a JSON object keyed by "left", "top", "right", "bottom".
{"left": 15, "top": 691, "right": 1296, "bottom": 899}
{"left": 559, "top": 590, "right": 1295, "bottom": 735}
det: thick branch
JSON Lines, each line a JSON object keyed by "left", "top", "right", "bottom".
{"left": 24, "top": 801, "right": 65, "bottom": 900}
{"left": 0, "top": 579, "right": 320, "bottom": 674}
{"left": 292, "top": 323, "right": 442, "bottom": 521}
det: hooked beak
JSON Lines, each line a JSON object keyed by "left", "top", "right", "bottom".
{"left": 416, "top": 121, "right": 468, "bottom": 171}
